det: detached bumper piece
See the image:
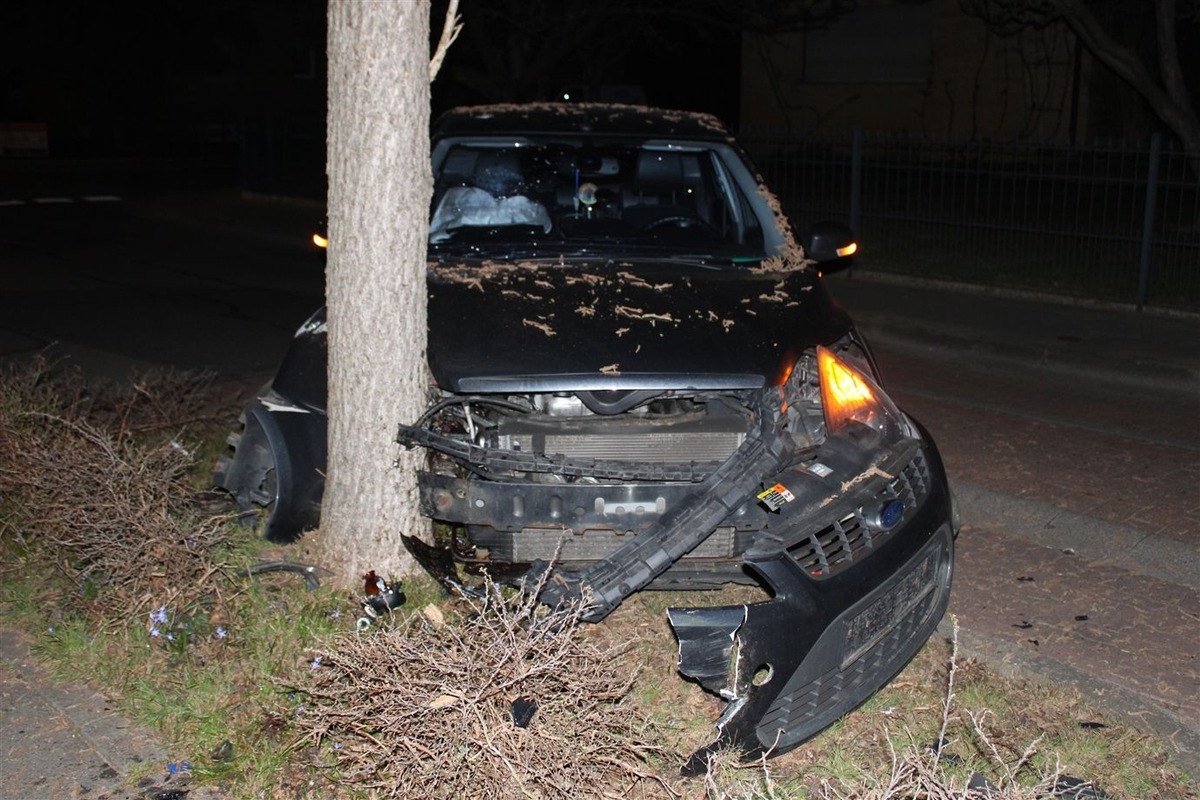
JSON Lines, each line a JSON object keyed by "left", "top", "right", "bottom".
{"left": 672, "top": 522, "right": 953, "bottom": 773}
{"left": 667, "top": 429, "right": 954, "bottom": 772}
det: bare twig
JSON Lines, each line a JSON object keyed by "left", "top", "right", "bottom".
{"left": 429, "top": 0, "right": 462, "bottom": 82}
{"left": 934, "top": 614, "right": 961, "bottom": 766}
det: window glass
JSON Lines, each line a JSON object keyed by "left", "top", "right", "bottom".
{"left": 429, "top": 140, "right": 767, "bottom": 256}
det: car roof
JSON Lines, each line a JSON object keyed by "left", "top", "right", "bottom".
{"left": 432, "top": 103, "right": 735, "bottom": 142}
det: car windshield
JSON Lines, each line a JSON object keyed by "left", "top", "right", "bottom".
{"left": 428, "top": 138, "right": 769, "bottom": 258}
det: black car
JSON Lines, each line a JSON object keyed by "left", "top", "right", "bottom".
{"left": 214, "top": 103, "right": 956, "bottom": 769}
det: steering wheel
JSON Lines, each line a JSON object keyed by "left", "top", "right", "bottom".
{"left": 643, "top": 214, "right": 714, "bottom": 232}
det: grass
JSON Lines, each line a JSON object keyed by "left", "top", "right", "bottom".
{"left": 0, "top": 533, "right": 355, "bottom": 797}
{"left": 3, "top": 532, "right": 1196, "bottom": 799}
{"left": 0, "top": 362, "right": 1196, "bottom": 798}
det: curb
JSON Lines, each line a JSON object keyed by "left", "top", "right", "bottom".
{"left": 953, "top": 480, "right": 1198, "bottom": 589}
{"left": 841, "top": 268, "right": 1200, "bottom": 321}
{"left": 856, "top": 317, "right": 1200, "bottom": 398}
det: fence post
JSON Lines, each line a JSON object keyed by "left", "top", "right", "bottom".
{"left": 850, "top": 125, "right": 863, "bottom": 234}
{"left": 849, "top": 125, "right": 863, "bottom": 277}
{"left": 1136, "top": 132, "right": 1162, "bottom": 310}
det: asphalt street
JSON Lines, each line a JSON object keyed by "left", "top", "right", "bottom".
{"left": 825, "top": 270, "right": 1200, "bottom": 780}
{"left": 1, "top": 190, "right": 1197, "bottom": 794}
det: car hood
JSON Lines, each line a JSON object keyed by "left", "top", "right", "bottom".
{"left": 427, "top": 258, "right": 852, "bottom": 393}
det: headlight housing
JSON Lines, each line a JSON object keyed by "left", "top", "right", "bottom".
{"left": 816, "top": 345, "right": 908, "bottom": 443}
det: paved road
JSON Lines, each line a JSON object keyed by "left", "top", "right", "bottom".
{"left": 0, "top": 189, "right": 323, "bottom": 380}
{"left": 1, "top": 191, "right": 1197, "bottom": 791}
{"left": 825, "top": 272, "right": 1200, "bottom": 777}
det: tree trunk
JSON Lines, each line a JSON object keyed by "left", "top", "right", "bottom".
{"left": 319, "top": 0, "right": 431, "bottom": 582}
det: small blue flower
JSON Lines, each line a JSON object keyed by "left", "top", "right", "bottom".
{"left": 329, "top": 609, "right": 341, "bottom": 620}
{"left": 149, "top": 626, "right": 161, "bottom": 638}
{"left": 332, "top": 742, "right": 342, "bottom": 751}
{"left": 215, "top": 626, "right": 227, "bottom": 639}
{"left": 310, "top": 655, "right": 322, "bottom": 671}
{"left": 166, "top": 632, "right": 176, "bottom": 642}
{"left": 150, "top": 605, "right": 169, "bottom": 625}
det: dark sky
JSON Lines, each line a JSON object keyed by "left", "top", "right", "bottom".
{"left": 0, "top": 0, "right": 741, "bottom": 164}
{"left": 428, "top": 0, "right": 743, "bottom": 121}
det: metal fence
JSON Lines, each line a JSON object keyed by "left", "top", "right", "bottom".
{"left": 741, "top": 128, "right": 1200, "bottom": 310}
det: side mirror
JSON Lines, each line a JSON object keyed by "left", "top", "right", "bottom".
{"left": 805, "top": 221, "right": 857, "bottom": 273}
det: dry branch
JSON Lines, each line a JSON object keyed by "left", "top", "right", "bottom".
{"left": 0, "top": 360, "right": 232, "bottom": 619}
{"left": 294, "top": 579, "right": 678, "bottom": 799}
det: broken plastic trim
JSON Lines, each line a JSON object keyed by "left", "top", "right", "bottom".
{"left": 237, "top": 560, "right": 332, "bottom": 590}
{"left": 356, "top": 571, "right": 406, "bottom": 631}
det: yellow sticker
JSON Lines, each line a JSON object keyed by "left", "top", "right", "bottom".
{"left": 756, "top": 483, "right": 795, "bottom": 511}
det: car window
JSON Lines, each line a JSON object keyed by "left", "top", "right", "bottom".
{"left": 428, "top": 139, "right": 768, "bottom": 257}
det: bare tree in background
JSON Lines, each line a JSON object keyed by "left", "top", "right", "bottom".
{"left": 963, "top": 0, "right": 1199, "bottom": 167}
{"left": 319, "top": 0, "right": 458, "bottom": 581}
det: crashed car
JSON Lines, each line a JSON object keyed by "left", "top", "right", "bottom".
{"left": 214, "top": 103, "right": 956, "bottom": 769}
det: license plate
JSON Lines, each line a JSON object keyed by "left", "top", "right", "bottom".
{"left": 843, "top": 549, "right": 937, "bottom": 665}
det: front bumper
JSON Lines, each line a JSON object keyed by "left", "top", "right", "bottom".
{"left": 668, "top": 423, "right": 955, "bottom": 770}
{"left": 672, "top": 510, "right": 953, "bottom": 771}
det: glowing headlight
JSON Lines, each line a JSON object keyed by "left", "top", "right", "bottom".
{"left": 817, "top": 345, "right": 908, "bottom": 442}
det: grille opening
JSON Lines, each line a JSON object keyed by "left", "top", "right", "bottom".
{"left": 788, "top": 513, "right": 865, "bottom": 578}
{"left": 786, "top": 451, "right": 933, "bottom": 580}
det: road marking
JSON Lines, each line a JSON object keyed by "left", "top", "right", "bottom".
{"left": 1, "top": 195, "right": 123, "bottom": 206}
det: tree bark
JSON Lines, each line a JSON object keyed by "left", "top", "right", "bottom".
{"left": 319, "top": 0, "right": 432, "bottom": 582}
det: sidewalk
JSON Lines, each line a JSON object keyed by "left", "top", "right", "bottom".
{"left": 0, "top": 627, "right": 227, "bottom": 800}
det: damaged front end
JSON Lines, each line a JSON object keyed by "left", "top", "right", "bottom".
{"left": 667, "top": 431, "right": 953, "bottom": 771}
{"left": 397, "top": 335, "right": 955, "bottom": 768}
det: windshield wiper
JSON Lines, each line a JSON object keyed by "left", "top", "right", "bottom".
{"left": 429, "top": 241, "right": 552, "bottom": 260}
